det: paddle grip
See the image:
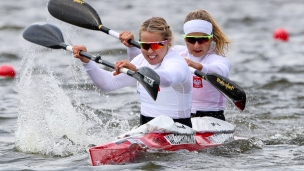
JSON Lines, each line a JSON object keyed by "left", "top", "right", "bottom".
{"left": 107, "top": 28, "right": 141, "bottom": 48}
{"left": 128, "top": 39, "right": 140, "bottom": 48}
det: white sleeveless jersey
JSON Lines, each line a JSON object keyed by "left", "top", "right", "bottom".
{"left": 83, "top": 49, "right": 192, "bottom": 119}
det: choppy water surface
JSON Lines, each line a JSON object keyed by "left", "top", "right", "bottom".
{"left": 1, "top": 0, "right": 304, "bottom": 170}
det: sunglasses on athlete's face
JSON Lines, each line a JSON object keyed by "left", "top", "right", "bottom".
{"left": 138, "top": 40, "right": 167, "bottom": 51}
{"left": 183, "top": 34, "right": 213, "bottom": 44}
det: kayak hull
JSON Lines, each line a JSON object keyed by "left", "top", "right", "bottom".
{"left": 89, "top": 131, "right": 233, "bottom": 165}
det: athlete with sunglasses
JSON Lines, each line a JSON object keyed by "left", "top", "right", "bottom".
{"left": 73, "top": 17, "right": 193, "bottom": 128}
{"left": 120, "top": 10, "right": 231, "bottom": 121}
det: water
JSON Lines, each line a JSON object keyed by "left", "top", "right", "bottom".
{"left": 1, "top": 0, "right": 304, "bottom": 170}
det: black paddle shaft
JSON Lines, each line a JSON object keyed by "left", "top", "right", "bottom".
{"left": 78, "top": 50, "right": 136, "bottom": 76}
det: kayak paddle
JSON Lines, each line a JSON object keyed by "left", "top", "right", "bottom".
{"left": 47, "top": 0, "right": 246, "bottom": 110}
{"left": 22, "top": 23, "right": 160, "bottom": 101}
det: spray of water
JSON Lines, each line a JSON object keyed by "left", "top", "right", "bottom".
{"left": 14, "top": 43, "right": 129, "bottom": 157}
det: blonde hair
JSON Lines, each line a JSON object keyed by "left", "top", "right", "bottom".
{"left": 139, "top": 17, "right": 173, "bottom": 45}
{"left": 184, "top": 10, "right": 231, "bottom": 57}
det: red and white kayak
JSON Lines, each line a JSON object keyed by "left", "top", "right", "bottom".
{"left": 89, "top": 116, "right": 235, "bottom": 165}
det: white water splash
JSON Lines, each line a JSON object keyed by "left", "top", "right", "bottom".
{"left": 14, "top": 46, "right": 113, "bottom": 156}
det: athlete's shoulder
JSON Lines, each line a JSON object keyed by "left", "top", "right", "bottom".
{"left": 172, "top": 45, "right": 188, "bottom": 57}
{"left": 164, "top": 49, "right": 185, "bottom": 62}
{"left": 206, "top": 52, "right": 230, "bottom": 64}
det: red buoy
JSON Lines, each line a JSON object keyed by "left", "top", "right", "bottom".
{"left": 0, "top": 65, "right": 16, "bottom": 78}
{"left": 273, "top": 28, "right": 289, "bottom": 42}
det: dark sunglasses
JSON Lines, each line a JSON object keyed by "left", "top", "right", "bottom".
{"left": 138, "top": 40, "right": 167, "bottom": 51}
{"left": 182, "top": 34, "right": 213, "bottom": 44}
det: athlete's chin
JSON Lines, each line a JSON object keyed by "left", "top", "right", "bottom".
{"left": 148, "top": 60, "right": 160, "bottom": 65}
{"left": 147, "top": 57, "right": 160, "bottom": 65}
